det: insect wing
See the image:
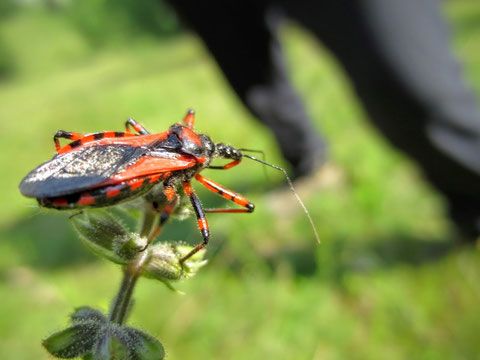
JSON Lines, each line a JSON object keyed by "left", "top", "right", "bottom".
{"left": 19, "top": 144, "right": 146, "bottom": 198}
{"left": 102, "top": 152, "right": 198, "bottom": 185}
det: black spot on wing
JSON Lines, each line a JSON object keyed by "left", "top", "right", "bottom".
{"left": 19, "top": 145, "right": 145, "bottom": 198}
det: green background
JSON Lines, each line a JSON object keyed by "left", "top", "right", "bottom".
{"left": 1, "top": 1, "right": 480, "bottom": 359}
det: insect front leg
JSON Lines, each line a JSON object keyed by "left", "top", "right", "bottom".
{"left": 125, "top": 118, "right": 150, "bottom": 135}
{"left": 180, "top": 181, "right": 209, "bottom": 264}
{"left": 208, "top": 159, "right": 242, "bottom": 170}
{"left": 53, "top": 130, "right": 84, "bottom": 152}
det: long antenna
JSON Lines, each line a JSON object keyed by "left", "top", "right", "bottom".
{"left": 239, "top": 148, "right": 268, "bottom": 180}
{"left": 243, "top": 154, "right": 320, "bottom": 244}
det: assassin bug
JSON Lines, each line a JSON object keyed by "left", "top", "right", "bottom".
{"left": 20, "top": 110, "right": 318, "bottom": 263}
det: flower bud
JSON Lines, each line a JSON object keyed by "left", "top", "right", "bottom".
{"left": 113, "top": 233, "right": 148, "bottom": 262}
{"left": 71, "top": 211, "right": 146, "bottom": 264}
{"left": 142, "top": 243, "right": 207, "bottom": 288}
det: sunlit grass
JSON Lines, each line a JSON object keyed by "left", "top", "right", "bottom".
{"left": 1, "top": 2, "right": 480, "bottom": 359}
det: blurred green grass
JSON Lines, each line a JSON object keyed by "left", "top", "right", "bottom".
{"left": 1, "top": 1, "right": 480, "bottom": 359}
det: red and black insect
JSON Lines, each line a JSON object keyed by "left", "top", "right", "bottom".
{"left": 20, "top": 110, "right": 318, "bottom": 263}
{"left": 19, "top": 110, "right": 261, "bottom": 262}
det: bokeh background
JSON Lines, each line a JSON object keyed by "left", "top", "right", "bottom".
{"left": 1, "top": 1, "right": 480, "bottom": 359}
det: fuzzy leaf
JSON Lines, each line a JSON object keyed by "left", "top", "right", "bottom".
{"left": 71, "top": 307, "right": 107, "bottom": 325}
{"left": 92, "top": 326, "right": 130, "bottom": 360}
{"left": 125, "top": 327, "right": 165, "bottom": 360}
{"left": 71, "top": 211, "right": 130, "bottom": 264}
{"left": 43, "top": 322, "right": 102, "bottom": 358}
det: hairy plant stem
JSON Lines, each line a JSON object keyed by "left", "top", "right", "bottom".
{"left": 109, "top": 209, "right": 157, "bottom": 325}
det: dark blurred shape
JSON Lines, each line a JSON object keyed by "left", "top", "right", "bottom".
{"left": 168, "top": 0, "right": 480, "bottom": 240}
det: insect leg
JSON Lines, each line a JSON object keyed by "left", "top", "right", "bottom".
{"left": 125, "top": 118, "right": 150, "bottom": 135}
{"left": 148, "top": 201, "right": 178, "bottom": 242}
{"left": 208, "top": 159, "right": 242, "bottom": 170}
{"left": 54, "top": 130, "right": 84, "bottom": 152}
{"left": 194, "top": 174, "right": 255, "bottom": 213}
{"left": 182, "top": 109, "right": 195, "bottom": 129}
{"left": 56, "top": 131, "right": 137, "bottom": 154}
{"left": 180, "top": 181, "right": 209, "bottom": 264}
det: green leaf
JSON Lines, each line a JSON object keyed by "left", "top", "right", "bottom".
{"left": 43, "top": 323, "right": 102, "bottom": 358}
{"left": 71, "top": 307, "right": 107, "bottom": 325}
{"left": 125, "top": 327, "right": 165, "bottom": 360}
{"left": 92, "top": 327, "right": 130, "bottom": 360}
{"left": 71, "top": 210, "right": 130, "bottom": 264}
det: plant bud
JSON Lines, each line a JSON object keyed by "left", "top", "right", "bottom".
{"left": 143, "top": 243, "right": 207, "bottom": 288}
{"left": 71, "top": 211, "right": 143, "bottom": 264}
{"left": 113, "top": 233, "right": 148, "bottom": 262}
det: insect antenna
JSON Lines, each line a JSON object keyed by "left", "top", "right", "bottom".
{"left": 238, "top": 148, "right": 269, "bottom": 180}
{"left": 243, "top": 154, "right": 320, "bottom": 244}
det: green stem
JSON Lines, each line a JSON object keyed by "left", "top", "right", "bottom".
{"left": 109, "top": 268, "right": 139, "bottom": 324}
{"left": 109, "top": 209, "right": 157, "bottom": 324}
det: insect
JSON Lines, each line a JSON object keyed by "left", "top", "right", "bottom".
{"left": 20, "top": 110, "right": 318, "bottom": 263}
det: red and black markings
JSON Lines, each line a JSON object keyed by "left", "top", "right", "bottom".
{"left": 163, "top": 184, "right": 176, "bottom": 202}
{"left": 183, "top": 109, "right": 195, "bottom": 129}
{"left": 56, "top": 132, "right": 174, "bottom": 156}
{"left": 176, "top": 126, "right": 203, "bottom": 148}
{"left": 54, "top": 130, "right": 84, "bottom": 152}
{"left": 40, "top": 173, "right": 168, "bottom": 209}
{"left": 195, "top": 174, "right": 254, "bottom": 212}
{"left": 20, "top": 109, "right": 259, "bottom": 264}
{"left": 126, "top": 118, "right": 150, "bottom": 135}
{"left": 148, "top": 202, "right": 177, "bottom": 242}
{"left": 57, "top": 131, "right": 137, "bottom": 154}
{"left": 180, "top": 181, "right": 210, "bottom": 263}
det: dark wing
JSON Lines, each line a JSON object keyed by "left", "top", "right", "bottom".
{"left": 19, "top": 144, "right": 146, "bottom": 198}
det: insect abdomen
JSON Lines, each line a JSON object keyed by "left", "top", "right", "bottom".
{"left": 39, "top": 173, "right": 168, "bottom": 209}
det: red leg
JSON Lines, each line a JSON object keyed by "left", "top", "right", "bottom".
{"left": 56, "top": 131, "right": 136, "bottom": 154}
{"left": 54, "top": 130, "right": 84, "bottom": 152}
{"left": 182, "top": 109, "right": 195, "bottom": 129}
{"left": 194, "top": 174, "right": 255, "bottom": 212}
{"left": 148, "top": 202, "right": 178, "bottom": 242}
{"left": 208, "top": 159, "right": 242, "bottom": 170}
{"left": 125, "top": 118, "right": 150, "bottom": 135}
{"left": 180, "top": 181, "right": 210, "bottom": 264}
{"left": 146, "top": 183, "right": 179, "bottom": 239}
